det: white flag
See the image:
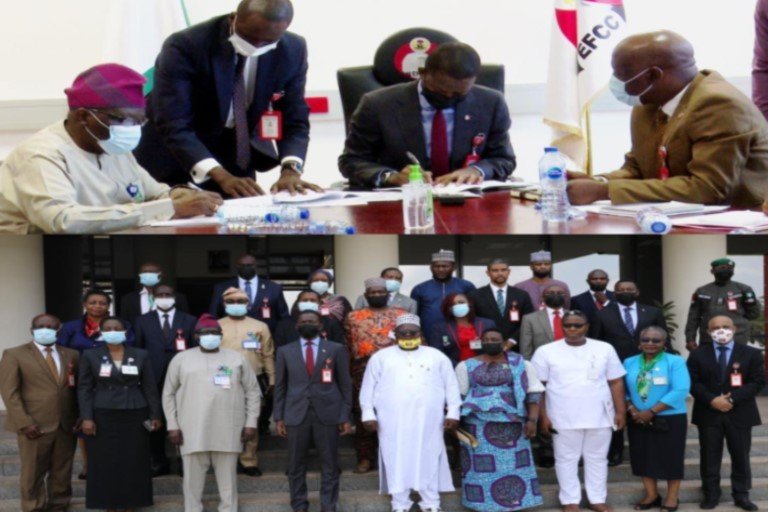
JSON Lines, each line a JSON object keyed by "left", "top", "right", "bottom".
{"left": 543, "top": 0, "right": 628, "bottom": 171}
{"left": 102, "top": 0, "right": 190, "bottom": 95}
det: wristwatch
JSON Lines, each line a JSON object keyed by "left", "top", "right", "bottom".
{"left": 281, "top": 161, "right": 303, "bottom": 175}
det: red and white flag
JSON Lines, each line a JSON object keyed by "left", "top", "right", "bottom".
{"left": 543, "top": 0, "right": 628, "bottom": 171}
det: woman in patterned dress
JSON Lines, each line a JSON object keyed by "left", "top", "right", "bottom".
{"left": 455, "top": 328, "right": 545, "bottom": 511}
{"left": 307, "top": 269, "right": 352, "bottom": 323}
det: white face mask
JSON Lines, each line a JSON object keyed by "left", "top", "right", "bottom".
{"left": 155, "top": 298, "right": 176, "bottom": 311}
{"left": 85, "top": 111, "right": 142, "bottom": 155}
{"left": 710, "top": 327, "right": 734, "bottom": 345}
{"left": 608, "top": 68, "right": 655, "bottom": 107}
{"left": 229, "top": 22, "right": 279, "bottom": 58}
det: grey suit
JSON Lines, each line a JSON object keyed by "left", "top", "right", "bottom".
{"left": 273, "top": 339, "right": 352, "bottom": 512}
{"left": 520, "top": 310, "right": 556, "bottom": 361}
{"left": 353, "top": 293, "right": 417, "bottom": 314}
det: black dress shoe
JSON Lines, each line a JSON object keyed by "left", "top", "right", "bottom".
{"left": 237, "top": 462, "right": 262, "bottom": 477}
{"left": 607, "top": 454, "right": 623, "bottom": 467}
{"left": 734, "top": 499, "right": 758, "bottom": 511}
{"left": 151, "top": 464, "right": 171, "bottom": 478}
{"left": 699, "top": 499, "right": 719, "bottom": 509}
{"left": 538, "top": 458, "right": 555, "bottom": 469}
{"left": 634, "top": 496, "right": 661, "bottom": 510}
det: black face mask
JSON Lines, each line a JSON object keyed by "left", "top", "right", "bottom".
{"left": 237, "top": 266, "right": 257, "bottom": 281}
{"left": 483, "top": 343, "right": 504, "bottom": 356}
{"left": 422, "top": 87, "right": 464, "bottom": 110}
{"left": 589, "top": 283, "right": 607, "bottom": 292}
{"left": 543, "top": 294, "right": 565, "bottom": 308}
{"left": 713, "top": 269, "right": 734, "bottom": 282}
{"left": 614, "top": 292, "right": 637, "bottom": 306}
{"left": 533, "top": 270, "right": 552, "bottom": 279}
{"left": 366, "top": 295, "right": 389, "bottom": 308}
{"left": 297, "top": 324, "right": 320, "bottom": 340}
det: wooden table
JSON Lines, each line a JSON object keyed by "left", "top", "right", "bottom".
{"left": 120, "top": 191, "right": 737, "bottom": 235}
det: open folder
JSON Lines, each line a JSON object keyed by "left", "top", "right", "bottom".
{"left": 671, "top": 210, "right": 768, "bottom": 231}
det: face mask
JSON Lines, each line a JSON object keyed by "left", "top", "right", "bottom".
{"left": 533, "top": 269, "right": 551, "bottom": 279}
{"left": 589, "top": 283, "right": 607, "bottom": 292}
{"left": 154, "top": 297, "right": 175, "bottom": 311}
{"left": 609, "top": 69, "right": 654, "bottom": 107}
{"left": 229, "top": 27, "right": 278, "bottom": 58}
{"left": 367, "top": 295, "right": 389, "bottom": 308}
{"left": 139, "top": 272, "right": 160, "bottom": 287}
{"left": 237, "top": 266, "right": 257, "bottom": 281}
{"left": 85, "top": 111, "right": 142, "bottom": 155}
{"left": 483, "top": 343, "right": 504, "bottom": 356}
{"left": 297, "top": 301, "right": 319, "bottom": 312}
{"left": 225, "top": 303, "right": 248, "bottom": 317}
{"left": 713, "top": 269, "right": 734, "bottom": 282}
{"left": 614, "top": 292, "right": 637, "bottom": 306}
{"left": 543, "top": 294, "right": 565, "bottom": 309}
{"left": 398, "top": 337, "right": 421, "bottom": 350}
{"left": 102, "top": 331, "right": 127, "bottom": 345}
{"left": 710, "top": 328, "right": 734, "bottom": 345}
{"left": 451, "top": 303, "right": 470, "bottom": 318}
{"left": 385, "top": 279, "right": 401, "bottom": 293}
{"left": 33, "top": 328, "right": 58, "bottom": 345}
{"left": 199, "top": 334, "right": 222, "bottom": 350}
{"left": 422, "top": 86, "right": 464, "bottom": 110}
{"left": 310, "top": 281, "right": 330, "bottom": 295}
{"left": 297, "top": 324, "right": 321, "bottom": 340}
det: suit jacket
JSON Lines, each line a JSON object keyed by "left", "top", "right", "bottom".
{"left": 273, "top": 316, "right": 345, "bottom": 349}
{"left": 604, "top": 70, "right": 768, "bottom": 207}
{"left": 0, "top": 343, "right": 79, "bottom": 433}
{"left": 589, "top": 302, "right": 667, "bottom": 361}
{"left": 688, "top": 342, "right": 765, "bottom": 428}
{"left": 135, "top": 15, "right": 310, "bottom": 185}
{"left": 468, "top": 285, "right": 534, "bottom": 342}
{"left": 57, "top": 316, "right": 136, "bottom": 352}
{"left": 353, "top": 293, "right": 418, "bottom": 314}
{"left": 208, "top": 276, "right": 289, "bottom": 333}
{"left": 118, "top": 289, "right": 189, "bottom": 324}
{"left": 273, "top": 339, "right": 352, "bottom": 427}
{"left": 519, "top": 310, "right": 556, "bottom": 361}
{"left": 429, "top": 317, "right": 496, "bottom": 366}
{"left": 338, "top": 81, "right": 516, "bottom": 188}
{"left": 77, "top": 346, "right": 161, "bottom": 421}
{"left": 571, "top": 290, "right": 615, "bottom": 324}
{"left": 134, "top": 309, "right": 198, "bottom": 388}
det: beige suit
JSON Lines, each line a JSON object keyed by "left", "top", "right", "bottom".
{"left": 519, "top": 310, "right": 556, "bottom": 361}
{"left": 605, "top": 70, "right": 768, "bottom": 207}
{"left": 0, "top": 342, "right": 79, "bottom": 512}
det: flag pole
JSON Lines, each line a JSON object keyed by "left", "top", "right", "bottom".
{"left": 584, "top": 106, "right": 593, "bottom": 176}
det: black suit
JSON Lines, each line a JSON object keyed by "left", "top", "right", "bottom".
{"left": 119, "top": 289, "right": 190, "bottom": 325}
{"left": 208, "top": 277, "right": 289, "bottom": 334}
{"left": 468, "top": 285, "right": 534, "bottom": 344}
{"left": 135, "top": 16, "right": 309, "bottom": 190}
{"left": 688, "top": 343, "right": 765, "bottom": 501}
{"left": 570, "top": 290, "right": 615, "bottom": 324}
{"left": 338, "top": 81, "right": 516, "bottom": 188}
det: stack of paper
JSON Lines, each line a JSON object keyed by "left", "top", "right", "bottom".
{"left": 671, "top": 210, "right": 768, "bottom": 231}
{"left": 577, "top": 201, "right": 727, "bottom": 218}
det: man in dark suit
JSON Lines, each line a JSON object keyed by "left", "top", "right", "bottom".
{"left": 688, "top": 315, "right": 765, "bottom": 511}
{"left": 0, "top": 314, "right": 79, "bottom": 512}
{"left": 590, "top": 279, "right": 667, "bottom": 466}
{"left": 570, "top": 269, "right": 615, "bottom": 324}
{"left": 134, "top": 284, "right": 198, "bottom": 476}
{"left": 119, "top": 262, "right": 190, "bottom": 324}
{"left": 338, "top": 42, "right": 515, "bottom": 188}
{"left": 273, "top": 310, "right": 352, "bottom": 512}
{"left": 135, "top": 0, "right": 320, "bottom": 197}
{"left": 469, "top": 258, "right": 534, "bottom": 345}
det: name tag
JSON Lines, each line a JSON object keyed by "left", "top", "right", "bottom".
{"left": 214, "top": 374, "right": 232, "bottom": 389}
{"left": 121, "top": 365, "right": 139, "bottom": 376}
{"left": 322, "top": 368, "right": 333, "bottom": 383}
{"left": 727, "top": 298, "right": 738, "bottom": 311}
{"left": 731, "top": 373, "right": 743, "bottom": 388}
{"left": 68, "top": 374, "right": 76, "bottom": 388}
{"left": 259, "top": 110, "right": 283, "bottom": 140}
{"left": 175, "top": 338, "right": 187, "bottom": 351}
{"left": 320, "top": 307, "right": 330, "bottom": 316}
{"left": 509, "top": 309, "right": 520, "bottom": 322}
{"left": 242, "top": 339, "right": 261, "bottom": 351}
{"left": 261, "top": 306, "right": 271, "bottom": 319}
{"left": 442, "top": 336, "right": 450, "bottom": 347}
{"left": 469, "top": 339, "right": 482, "bottom": 350}
{"left": 99, "top": 363, "right": 112, "bottom": 377}
{"left": 652, "top": 376, "right": 668, "bottom": 386}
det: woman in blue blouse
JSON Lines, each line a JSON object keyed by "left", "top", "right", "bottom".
{"left": 623, "top": 326, "right": 691, "bottom": 512}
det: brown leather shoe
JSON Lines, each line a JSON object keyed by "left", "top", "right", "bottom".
{"left": 563, "top": 505, "right": 582, "bottom": 512}
{"left": 587, "top": 504, "right": 613, "bottom": 512}
{"left": 354, "top": 459, "right": 372, "bottom": 474}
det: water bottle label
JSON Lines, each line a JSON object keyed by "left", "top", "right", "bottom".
{"left": 546, "top": 167, "right": 564, "bottom": 179}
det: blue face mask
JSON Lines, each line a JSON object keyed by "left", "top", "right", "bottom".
{"left": 297, "top": 301, "right": 319, "bottom": 312}
{"left": 452, "top": 303, "right": 470, "bottom": 318}
{"left": 199, "top": 334, "right": 222, "bottom": 350}
{"left": 609, "top": 68, "right": 654, "bottom": 107}
{"left": 139, "top": 272, "right": 160, "bottom": 287}
{"left": 385, "top": 279, "right": 401, "bottom": 293}
{"left": 33, "top": 328, "right": 58, "bottom": 346}
{"left": 310, "top": 281, "right": 330, "bottom": 295}
{"left": 225, "top": 303, "right": 249, "bottom": 317}
{"left": 102, "top": 331, "right": 127, "bottom": 345}
{"left": 85, "top": 111, "right": 142, "bottom": 155}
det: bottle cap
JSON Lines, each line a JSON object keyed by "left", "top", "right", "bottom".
{"left": 408, "top": 165, "right": 424, "bottom": 182}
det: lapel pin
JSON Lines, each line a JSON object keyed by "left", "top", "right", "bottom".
{"left": 464, "top": 114, "right": 471, "bottom": 121}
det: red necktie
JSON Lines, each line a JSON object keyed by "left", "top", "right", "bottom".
{"left": 553, "top": 310, "right": 564, "bottom": 340}
{"left": 305, "top": 340, "right": 315, "bottom": 377}
{"left": 431, "top": 109, "right": 449, "bottom": 177}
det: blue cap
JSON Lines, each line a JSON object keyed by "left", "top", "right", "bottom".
{"left": 544, "top": 147, "right": 558, "bottom": 153}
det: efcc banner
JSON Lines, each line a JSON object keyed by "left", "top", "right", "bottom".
{"left": 543, "top": 0, "right": 628, "bottom": 171}
{"left": 102, "top": 0, "right": 190, "bottom": 95}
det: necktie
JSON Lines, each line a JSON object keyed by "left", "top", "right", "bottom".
{"left": 496, "top": 289, "right": 505, "bottom": 314}
{"left": 594, "top": 293, "right": 606, "bottom": 310}
{"left": 162, "top": 314, "right": 171, "bottom": 340}
{"left": 305, "top": 341, "right": 315, "bottom": 377}
{"left": 44, "top": 347, "right": 59, "bottom": 381}
{"left": 431, "top": 109, "right": 449, "bottom": 177}
{"left": 656, "top": 111, "right": 670, "bottom": 179}
{"left": 244, "top": 281, "right": 253, "bottom": 306}
{"left": 233, "top": 54, "right": 251, "bottom": 172}
{"left": 718, "top": 346, "right": 729, "bottom": 382}
{"left": 623, "top": 307, "right": 635, "bottom": 335}
{"left": 552, "top": 310, "right": 563, "bottom": 340}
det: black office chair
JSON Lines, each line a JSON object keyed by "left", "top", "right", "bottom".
{"left": 337, "top": 27, "right": 505, "bottom": 134}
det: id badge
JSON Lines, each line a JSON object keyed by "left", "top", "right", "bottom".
{"left": 121, "top": 365, "right": 139, "bottom": 376}
{"left": 320, "top": 306, "right": 330, "bottom": 316}
{"left": 259, "top": 110, "right": 283, "bottom": 140}
{"left": 99, "top": 363, "right": 112, "bottom": 377}
{"left": 242, "top": 338, "right": 261, "bottom": 351}
{"left": 727, "top": 298, "right": 738, "bottom": 312}
{"left": 261, "top": 306, "right": 271, "bottom": 319}
{"left": 214, "top": 374, "right": 232, "bottom": 389}
{"left": 731, "top": 373, "right": 743, "bottom": 388}
{"left": 175, "top": 338, "right": 187, "bottom": 352}
{"left": 652, "top": 376, "right": 668, "bottom": 386}
{"left": 469, "top": 339, "right": 482, "bottom": 350}
{"left": 68, "top": 373, "right": 76, "bottom": 388}
{"left": 322, "top": 368, "right": 333, "bottom": 383}
{"left": 509, "top": 308, "right": 520, "bottom": 322}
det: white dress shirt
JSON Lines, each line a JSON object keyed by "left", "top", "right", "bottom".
{"left": 157, "top": 307, "right": 177, "bottom": 330}
{"left": 546, "top": 307, "right": 564, "bottom": 334}
{"left": 140, "top": 287, "right": 156, "bottom": 315}
{"left": 621, "top": 303, "right": 638, "bottom": 330}
{"left": 238, "top": 276, "right": 260, "bottom": 305}
{"left": 661, "top": 83, "right": 692, "bottom": 117}
{"left": 33, "top": 341, "right": 61, "bottom": 374}
{"left": 490, "top": 284, "right": 507, "bottom": 306}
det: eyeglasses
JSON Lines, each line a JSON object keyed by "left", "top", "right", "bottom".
{"left": 561, "top": 323, "right": 586, "bottom": 329}
{"left": 639, "top": 338, "right": 664, "bottom": 344}
{"left": 90, "top": 109, "right": 148, "bottom": 127}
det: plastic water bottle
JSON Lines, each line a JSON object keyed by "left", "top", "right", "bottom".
{"left": 539, "top": 147, "right": 570, "bottom": 222}
{"left": 402, "top": 164, "right": 434, "bottom": 230}
{"left": 636, "top": 207, "right": 672, "bottom": 234}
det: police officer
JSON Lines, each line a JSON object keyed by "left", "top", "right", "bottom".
{"left": 685, "top": 258, "right": 760, "bottom": 350}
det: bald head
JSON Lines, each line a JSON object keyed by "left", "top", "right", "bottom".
{"left": 237, "top": 0, "right": 293, "bottom": 23}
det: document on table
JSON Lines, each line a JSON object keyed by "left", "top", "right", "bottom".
{"left": 671, "top": 210, "right": 768, "bottom": 231}
{"left": 576, "top": 201, "right": 728, "bottom": 218}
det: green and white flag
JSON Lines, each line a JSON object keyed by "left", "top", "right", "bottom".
{"left": 102, "top": 0, "right": 191, "bottom": 95}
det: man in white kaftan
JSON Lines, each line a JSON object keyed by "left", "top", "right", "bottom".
{"left": 359, "top": 313, "right": 462, "bottom": 512}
